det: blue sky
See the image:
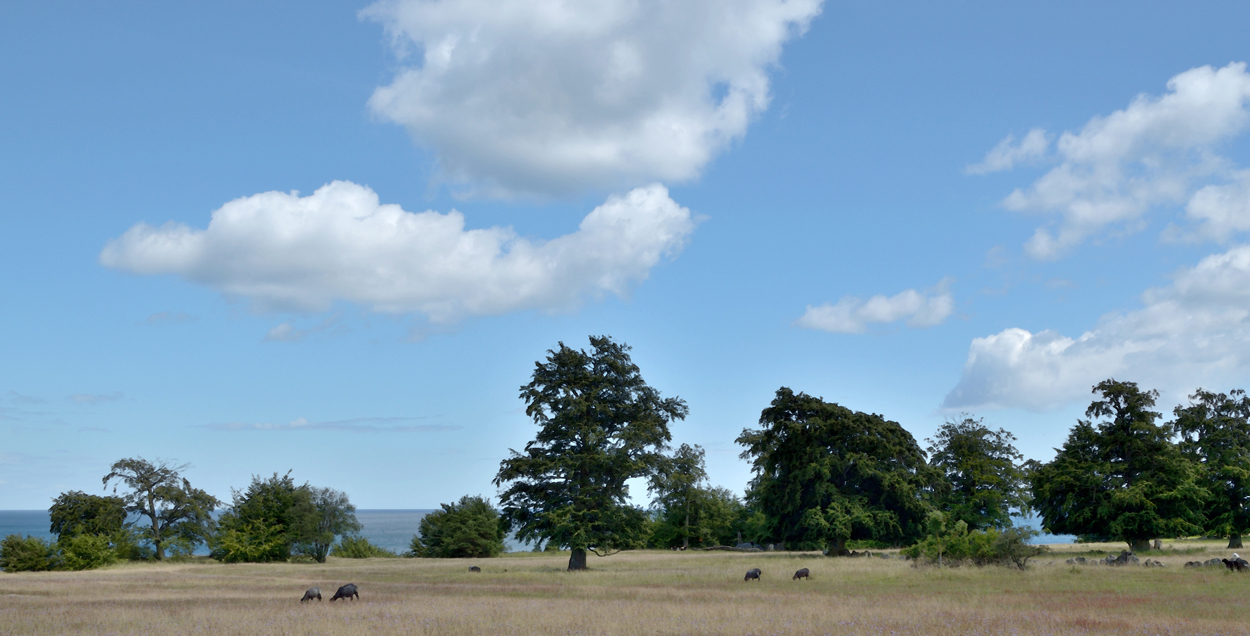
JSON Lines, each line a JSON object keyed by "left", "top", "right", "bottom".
{"left": 4, "top": 1, "right": 1250, "bottom": 509}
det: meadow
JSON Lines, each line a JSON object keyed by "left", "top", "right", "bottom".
{"left": 2, "top": 541, "right": 1249, "bottom": 636}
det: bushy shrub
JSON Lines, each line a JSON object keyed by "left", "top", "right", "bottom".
{"left": 0, "top": 535, "right": 57, "bottom": 572}
{"left": 210, "top": 520, "right": 287, "bottom": 564}
{"left": 410, "top": 495, "right": 505, "bottom": 558}
{"left": 57, "top": 534, "right": 117, "bottom": 571}
{"left": 331, "top": 536, "right": 397, "bottom": 558}
{"left": 902, "top": 512, "right": 1046, "bottom": 569}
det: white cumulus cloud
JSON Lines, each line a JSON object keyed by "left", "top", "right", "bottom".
{"left": 100, "top": 181, "right": 696, "bottom": 323}
{"left": 944, "top": 244, "right": 1250, "bottom": 411}
{"left": 795, "top": 279, "right": 954, "bottom": 334}
{"left": 362, "top": 0, "right": 823, "bottom": 196}
{"left": 973, "top": 63, "right": 1250, "bottom": 259}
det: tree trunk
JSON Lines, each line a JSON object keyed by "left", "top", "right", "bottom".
{"left": 1129, "top": 538, "right": 1151, "bottom": 553}
{"left": 1229, "top": 534, "right": 1244, "bottom": 549}
{"left": 567, "top": 548, "right": 588, "bottom": 571}
{"left": 827, "top": 536, "right": 849, "bottom": 557}
{"left": 683, "top": 511, "right": 690, "bottom": 550}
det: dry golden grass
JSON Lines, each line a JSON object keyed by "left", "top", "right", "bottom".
{"left": 3, "top": 542, "right": 1250, "bottom": 635}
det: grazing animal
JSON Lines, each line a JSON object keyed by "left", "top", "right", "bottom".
{"left": 300, "top": 587, "right": 321, "bottom": 603}
{"left": 330, "top": 583, "right": 359, "bottom": 602}
{"left": 744, "top": 568, "right": 762, "bottom": 582}
{"left": 1223, "top": 555, "right": 1249, "bottom": 572}
{"left": 792, "top": 568, "right": 810, "bottom": 581}
{"left": 469, "top": 566, "right": 481, "bottom": 572}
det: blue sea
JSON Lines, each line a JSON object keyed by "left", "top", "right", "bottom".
{"left": 0, "top": 509, "right": 534, "bottom": 555}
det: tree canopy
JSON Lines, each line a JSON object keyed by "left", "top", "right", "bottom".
{"left": 926, "top": 416, "right": 1029, "bottom": 531}
{"left": 212, "top": 472, "right": 359, "bottom": 563}
{"left": 1031, "top": 379, "right": 1207, "bottom": 551}
{"left": 102, "top": 458, "right": 219, "bottom": 560}
{"left": 737, "top": 388, "right": 940, "bottom": 553}
{"left": 411, "top": 495, "right": 506, "bottom": 558}
{"left": 494, "top": 335, "right": 687, "bottom": 570}
{"left": 49, "top": 491, "right": 128, "bottom": 540}
{"left": 1173, "top": 388, "right": 1250, "bottom": 548}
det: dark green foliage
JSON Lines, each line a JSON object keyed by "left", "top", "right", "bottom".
{"left": 495, "top": 336, "right": 687, "bottom": 570}
{"left": 1173, "top": 388, "right": 1250, "bottom": 548}
{"left": 103, "top": 458, "right": 220, "bottom": 560}
{"left": 332, "top": 536, "right": 398, "bottom": 558}
{"left": 648, "top": 444, "right": 743, "bottom": 548}
{"left": 212, "top": 472, "right": 307, "bottom": 563}
{"left": 49, "top": 491, "right": 128, "bottom": 539}
{"left": 903, "top": 512, "right": 1045, "bottom": 569}
{"left": 0, "top": 535, "right": 56, "bottom": 572}
{"left": 212, "top": 473, "right": 362, "bottom": 563}
{"left": 57, "top": 534, "right": 118, "bottom": 571}
{"left": 737, "top": 388, "right": 941, "bottom": 553}
{"left": 1031, "top": 379, "right": 1207, "bottom": 551}
{"left": 411, "top": 495, "right": 506, "bottom": 558}
{"left": 926, "top": 416, "right": 1029, "bottom": 531}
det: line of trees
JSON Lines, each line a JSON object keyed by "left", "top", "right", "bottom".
{"left": 490, "top": 337, "right": 1250, "bottom": 569}
{"left": 8, "top": 335, "right": 1250, "bottom": 573}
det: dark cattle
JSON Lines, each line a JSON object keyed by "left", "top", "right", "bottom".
{"left": 1223, "top": 558, "right": 1249, "bottom": 572}
{"left": 744, "top": 568, "right": 762, "bottom": 582}
{"left": 792, "top": 568, "right": 810, "bottom": 581}
{"left": 330, "top": 583, "right": 359, "bottom": 602}
{"left": 300, "top": 587, "right": 321, "bottom": 603}
{"left": 469, "top": 566, "right": 481, "bottom": 572}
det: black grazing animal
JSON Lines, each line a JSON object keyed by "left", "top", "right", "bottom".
{"left": 744, "top": 568, "right": 762, "bottom": 582}
{"left": 300, "top": 587, "right": 321, "bottom": 603}
{"left": 330, "top": 583, "right": 359, "bottom": 601}
{"left": 792, "top": 568, "right": 810, "bottom": 581}
{"left": 469, "top": 566, "right": 481, "bottom": 572}
{"left": 1223, "top": 558, "right": 1249, "bottom": 572}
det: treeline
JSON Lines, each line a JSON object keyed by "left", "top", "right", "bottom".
{"left": 6, "top": 336, "right": 1248, "bottom": 573}
{"left": 0, "top": 462, "right": 510, "bottom": 572}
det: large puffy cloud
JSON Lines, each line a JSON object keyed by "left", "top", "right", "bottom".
{"left": 362, "top": 0, "right": 823, "bottom": 196}
{"left": 970, "top": 63, "right": 1250, "bottom": 259}
{"left": 795, "top": 279, "right": 954, "bottom": 334}
{"left": 100, "top": 181, "right": 696, "bottom": 323}
{"left": 944, "top": 245, "right": 1250, "bottom": 411}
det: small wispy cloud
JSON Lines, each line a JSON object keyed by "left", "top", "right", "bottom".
{"left": 70, "top": 392, "right": 123, "bottom": 404}
{"left": 6, "top": 391, "right": 45, "bottom": 405}
{"left": 201, "top": 416, "right": 458, "bottom": 433}
{"left": 795, "top": 278, "right": 955, "bottom": 334}
{"left": 76, "top": 426, "right": 109, "bottom": 433}
{"left": 143, "top": 311, "right": 196, "bottom": 325}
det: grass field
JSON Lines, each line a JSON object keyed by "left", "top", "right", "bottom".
{"left": 3, "top": 541, "right": 1250, "bottom": 635}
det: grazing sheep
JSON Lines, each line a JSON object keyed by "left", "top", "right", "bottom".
{"left": 300, "top": 587, "right": 321, "bottom": 603}
{"left": 792, "top": 568, "right": 810, "bottom": 580}
{"left": 469, "top": 566, "right": 481, "bottom": 572}
{"left": 744, "top": 568, "right": 762, "bottom": 582}
{"left": 330, "top": 583, "right": 359, "bottom": 602}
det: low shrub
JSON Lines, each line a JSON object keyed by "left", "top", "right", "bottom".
{"left": 902, "top": 512, "right": 1046, "bottom": 569}
{"left": 58, "top": 534, "right": 118, "bottom": 571}
{"left": 332, "top": 536, "right": 398, "bottom": 558}
{"left": 0, "top": 534, "right": 57, "bottom": 572}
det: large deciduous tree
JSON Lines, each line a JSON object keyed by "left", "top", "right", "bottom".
{"left": 1173, "top": 388, "right": 1250, "bottom": 549}
{"left": 648, "top": 443, "right": 709, "bottom": 549}
{"left": 494, "top": 336, "right": 687, "bottom": 571}
{"left": 1031, "top": 380, "right": 1206, "bottom": 552}
{"left": 292, "top": 487, "right": 362, "bottom": 563}
{"left": 102, "top": 458, "right": 219, "bottom": 560}
{"left": 926, "top": 416, "right": 1029, "bottom": 531}
{"left": 736, "top": 388, "right": 941, "bottom": 554}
